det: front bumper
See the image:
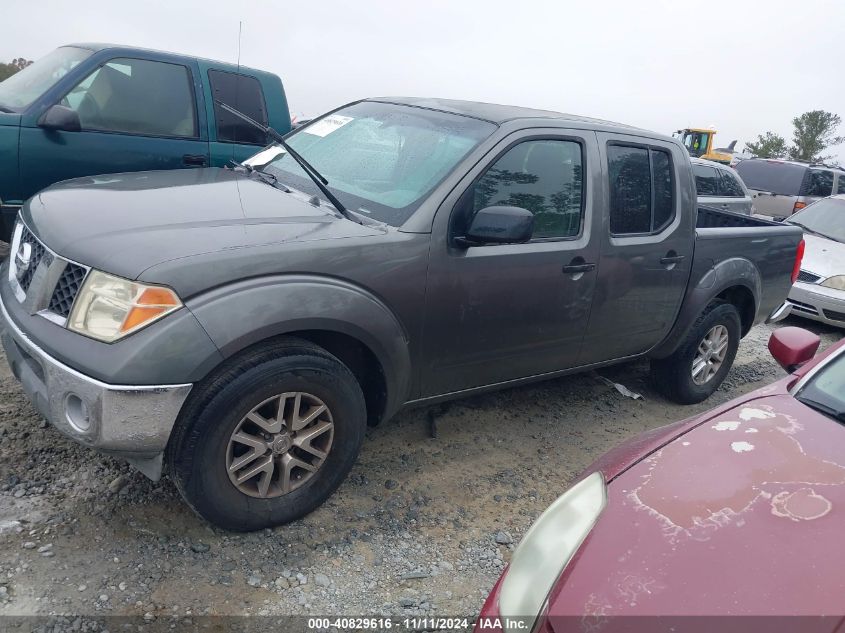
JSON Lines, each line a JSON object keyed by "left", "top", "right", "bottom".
{"left": 787, "top": 282, "right": 845, "bottom": 328}
{"left": 0, "top": 291, "right": 192, "bottom": 479}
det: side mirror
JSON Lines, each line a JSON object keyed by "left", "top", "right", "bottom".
{"left": 768, "top": 326, "right": 820, "bottom": 372}
{"left": 37, "top": 105, "right": 81, "bottom": 132}
{"left": 457, "top": 206, "right": 534, "bottom": 246}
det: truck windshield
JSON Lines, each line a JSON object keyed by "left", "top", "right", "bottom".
{"left": 0, "top": 46, "right": 92, "bottom": 111}
{"left": 255, "top": 101, "right": 496, "bottom": 226}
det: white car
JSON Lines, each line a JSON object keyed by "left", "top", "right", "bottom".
{"left": 786, "top": 194, "right": 845, "bottom": 326}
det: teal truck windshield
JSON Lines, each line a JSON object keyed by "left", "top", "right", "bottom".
{"left": 0, "top": 46, "right": 92, "bottom": 111}
{"left": 257, "top": 101, "right": 496, "bottom": 226}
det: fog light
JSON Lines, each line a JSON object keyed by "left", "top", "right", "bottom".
{"left": 64, "top": 394, "right": 90, "bottom": 432}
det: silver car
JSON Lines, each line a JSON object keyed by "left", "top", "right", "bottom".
{"left": 691, "top": 157, "right": 754, "bottom": 215}
{"left": 735, "top": 158, "right": 845, "bottom": 219}
{"left": 786, "top": 195, "right": 845, "bottom": 327}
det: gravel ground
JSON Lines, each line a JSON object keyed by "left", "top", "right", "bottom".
{"left": 0, "top": 315, "right": 839, "bottom": 621}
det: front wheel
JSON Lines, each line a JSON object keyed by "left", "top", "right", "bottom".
{"left": 167, "top": 339, "right": 366, "bottom": 531}
{"left": 650, "top": 302, "right": 741, "bottom": 404}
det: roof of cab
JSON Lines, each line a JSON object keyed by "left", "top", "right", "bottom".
{"left": 64, "top": 43, "right": 272, "bottom": 78}
{"left": 369, "top": 96, "right": 669, "bottom": 139}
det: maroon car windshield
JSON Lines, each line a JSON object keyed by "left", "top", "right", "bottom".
{"left": 795, "top": 349, "right": 845, "bottom": 423}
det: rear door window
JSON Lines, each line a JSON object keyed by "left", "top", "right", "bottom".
{"left": 805, "top": 170, "right": 834, "bottom": 197}
{"left": 692, "top": 163, "right": 720, "bottom": 196}
{"left": 208, "top": 70, "right": 268, "bottom": 145}
{"left": 719, "top": 169, "right": 746, "bottom": 197}
{"left": 837, "top": 175, "right": 845, "bottom": 195}
{"left": 608, "top": 145, "right": 675, "bottom": 234}
{"left": 735, "top": 160, "right": 806, "bottom": 195}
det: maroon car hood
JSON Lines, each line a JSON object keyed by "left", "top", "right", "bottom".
{"left": 549, "top": 393, "right": 845, "bottom": 617}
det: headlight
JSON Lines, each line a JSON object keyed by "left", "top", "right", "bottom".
{"left": 498, "top": 472, "right": 606, "bottom": 632}
{"left": 68, "top": 270, "right": 182, "bottom": 342}
{"left": 820, "top": 275, "right": 845, "bottom": 291}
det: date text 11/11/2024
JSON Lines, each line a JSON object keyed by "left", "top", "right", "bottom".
{"left": 306, "top": 617, "right": 474, "bottom": 630}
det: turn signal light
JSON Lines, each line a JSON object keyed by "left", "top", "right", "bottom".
{"left": 121, "top": 287, "right": 182, "bottom": 333}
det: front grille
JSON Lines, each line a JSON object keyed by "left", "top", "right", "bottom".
{"left": 48, "top": 264, "right": 88, "bottom": 318}
{"left": 790, "top": 299, "right": 820, "bottom": 316}
{"left": 797, "top": 270, "right": 821, "bottom": 284}
{"left": 9, "top": 222, "right": 89, "bottom": 323}
{"left": 17, "top": 225, "right": 47, "bottom": 292}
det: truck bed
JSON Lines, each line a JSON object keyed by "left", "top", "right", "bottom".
{"left": 692, "top": 204, "right": 803, "bottom": 329}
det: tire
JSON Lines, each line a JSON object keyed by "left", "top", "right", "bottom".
{"left": 650, "top": 301, "right": 741, "bottom": 405}
{"left": 167, "top": 338, "right": 366, "bottom": 531}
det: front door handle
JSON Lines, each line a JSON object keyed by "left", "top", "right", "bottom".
{"left": 660, "top": 253, "right": 686, "bottom": 265}
{"left": 562, "top": 261, "right": 596, "bottom": 274}
{"left": 183, "top": 154, "right": 208, "bottom": 167}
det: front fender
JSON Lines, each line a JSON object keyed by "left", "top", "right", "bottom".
{"left": 186, "top": 275, "right": 412, "bottom": 418}
{"left": 649, "top": 256, "right": 761, "bottom": 359}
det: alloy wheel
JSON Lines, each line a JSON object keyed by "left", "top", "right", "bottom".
{"left": 691, "top": 324, "right": 730, "bottom": 385}
{"left": 226, "top": 392, "right": 334, "bottom": 498}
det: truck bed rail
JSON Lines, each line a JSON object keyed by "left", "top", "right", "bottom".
{"left": 696, "top": 205, "right": 780, "bottom": 229}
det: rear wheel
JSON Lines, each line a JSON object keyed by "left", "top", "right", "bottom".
{"left": 650, "top": 302, "right": 741, "bottom": 404}
{"left": 167, "top": 338, "right": 366, "bottom": 531}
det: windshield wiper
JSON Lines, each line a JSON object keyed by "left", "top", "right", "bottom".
{"left": 215, "top": 101, "right": 362, "bottom": 225}
{"left": 788, "top": 221, "right": 832, "bottom": 240}
{"left": 796, "top": 395, "right": 845, "bottom": 423}
{"left": 228, "top": 158, "right": 290, "bottom": 192}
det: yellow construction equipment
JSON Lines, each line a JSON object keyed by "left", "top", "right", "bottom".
{"left": 675, "top": 128, "right": 736, "bottom": 165}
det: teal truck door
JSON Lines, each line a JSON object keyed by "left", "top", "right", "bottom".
{"left": 18, "top": 55, "right": 209, "bottom": 196}
{"left": 205, "top": 68, "right": 276, "bottom": 166}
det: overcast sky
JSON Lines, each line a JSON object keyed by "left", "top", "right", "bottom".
{"left": 3, "top": 0, "right": 844, "bottom": 159}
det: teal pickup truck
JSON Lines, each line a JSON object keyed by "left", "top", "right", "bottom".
{"left": 0, "top": 44, "right": 291, "bottom": 240}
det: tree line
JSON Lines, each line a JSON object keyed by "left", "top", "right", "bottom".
{"left": 745, "top": 110, "right": 844, "bottom": 164}
{"left": 0, "top": 58, "right": 32, "bottom": 82}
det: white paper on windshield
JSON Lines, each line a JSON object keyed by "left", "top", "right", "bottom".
{"left": 303, "top": 115, "right": 353, "bottom": 138}
{"left": 244, "top": 146, "right": 286, "bottom": 167}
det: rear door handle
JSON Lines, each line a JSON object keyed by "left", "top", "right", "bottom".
{"left": 660, "top": 254, "right": 686, "bottom": 265}
{"left": 562, "top": 262, "right": 596, "bottom": 274}
{"left": 183, "top": 154, "right": 208, "bottom": 167}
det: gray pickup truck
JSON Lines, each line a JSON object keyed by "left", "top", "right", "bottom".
{"left": 0, "top": 98, "right": 803, "bottom": 530}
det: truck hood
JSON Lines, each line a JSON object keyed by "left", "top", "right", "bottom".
{"left": 22, "top": 167, "right": 383, "bottom": 280}
{"left": 548, "top": 393, "right": 845, "bottom": 616}
{"left": 798, "top": 232, "right": 845, "bottom": 280}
